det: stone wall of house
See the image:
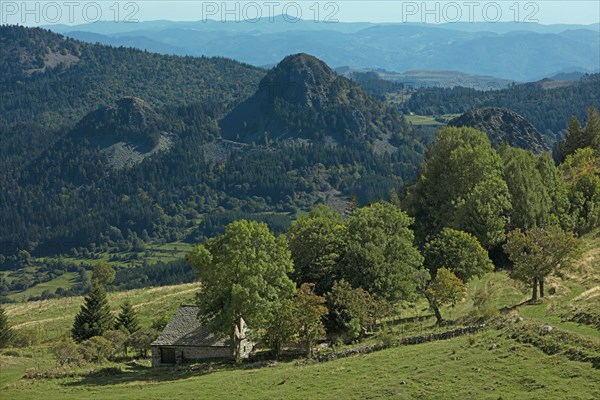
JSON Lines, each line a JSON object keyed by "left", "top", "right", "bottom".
{"left": 239, "top": 337, "right": 253, "bottom": 359}
{"left": 182, "top": 346, "right": 231, "bottom": 361}
{"left": 152, "top": 345, "right": 243, "bottom": 367}
{"left": 151, "top": 346, "right": 162, "bottom": 367}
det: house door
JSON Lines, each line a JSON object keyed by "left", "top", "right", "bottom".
{"left": 161, "top": 348, "right": 176, "bottom": 364}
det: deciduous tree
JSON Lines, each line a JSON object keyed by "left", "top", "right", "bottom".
{"left": 423, "top": 228, "right": 493, "bottom": 282}
{"left": 504, "top": 227, "right": 580, "bottom": 301}
{"left": 263, "top": 299, "right": 297, "bottom": 359}
{"left": 341, "top": 202, "right": 423, "bottom": 302}
{"left": 294, "top": 283, "right": 327, "bottom": 358}
{"left": 287, "top": 205, "right": 347, "bottom": 295}
{"left": 92, "top": 264, "right": 115, "bottom": 288}
{"left": 327, "top": 279, "right": 390, "bottom": 339}
{"left": 417, "top": 268, "right": 467, "bottom": 324}
{"left": 187, "top": 220, "right": 295, "bottom": 359}
{"left": 500, "top": 146, "right": 552, "bottom": 230}
{"left": 405, "top": 127, "right": 511, "bottom": 247}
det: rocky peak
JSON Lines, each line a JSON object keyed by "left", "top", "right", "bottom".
{"left": 73, "top": 97, "right": 172, "bottom": 169}
{"left": 257, "top": 53, "right": 337, "bottom": 109}
{"left": 75, "top": 96, "right": 162, "bottom": 138}
{"left": 448, "top": 107, "right": 549, "bottom": 153}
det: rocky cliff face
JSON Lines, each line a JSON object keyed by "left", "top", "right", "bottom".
{"left": 448, "top": 107, "right": 549, "bottom": 153}
{"left": 73, "top": 97, "right": 172, "bottom": 169}
{"left": 219, "top": 53, "right": 398, "bottom": 146}
{"left": 75, "top": 97, "right": 163, "bottom": 140}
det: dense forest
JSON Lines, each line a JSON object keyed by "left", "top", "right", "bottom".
{"left": 0, "top": 28, "right": 424, "bottom": 262}
{"left": 403, "top": 75, "right": 600, "bottom": 138}
{"left": 0, "top": 25, "right": 264, "bottom": 166}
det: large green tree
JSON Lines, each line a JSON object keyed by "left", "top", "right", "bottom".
{"left": 72, "top": 283, "right": 114, "bottom": 342}
{"left": 187, "top": 220, "right": 295, "bottom": 359}
{"left": 423, "top": 228, "right": 493, "bottom": 283}
{"left": 406, "top": 126, "right": 511, "bottom": 247}
{"left": 536, "top": 153, "right": 572, "bottom": 229}
{"left": 504, "top": 227, "right": 580, "bottom": 301}
{"left": 561, "top": 148, "right": 600, "bottom": 234}
{"left": 500, "top": 146, "right": 552, "bottom": 230}
{"left": 287, "top": 205, "right": 347, "bottom": 295}
{"left": 341, "top": 202, "right": 423, "bottom": 302}
{"left": 263, "top": 298, "right": 297, "bottom": 360}
{"left": 421, "top": 228, "right": 491, "bottom": 324}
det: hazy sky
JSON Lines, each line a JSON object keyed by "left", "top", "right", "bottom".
{"left": 3, "top": 1, "right": 599, "bottom": 26}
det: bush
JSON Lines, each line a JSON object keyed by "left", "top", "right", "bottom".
{"left": 102, "top": 330, "right": 128, "bottom": 360}
{"left": 79, "top": 336, "right": 113, "bottom": 363}
{"left": 52, "top": 339, "right": 83, "bottom": 366}
{"left": 10, "top": 328, "right": 42, "bottom": 348}
{"left": 127, "top": 329, "right": 159, "bottom": 358}
{"left": 2, "top": 349, "right": 20, "bottom": 357}
{"left": 379, "top": 333, "right": 397, "bottom": 348}
{"left": 469, "top": 284, "right": 499, "bottom": 321}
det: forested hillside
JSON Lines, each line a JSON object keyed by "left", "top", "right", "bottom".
{"left": 403, "top": 75, "right": 600, "bottom": 138}
{"left": 0, "top": 25, "right": 265, "bottom": 166}
{"left": 0, "top": 27, "right": 423, "bottom": 262}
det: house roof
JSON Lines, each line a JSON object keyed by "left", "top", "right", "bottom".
{"left": 151, "top": 305, "right": 229, "bottom": 347}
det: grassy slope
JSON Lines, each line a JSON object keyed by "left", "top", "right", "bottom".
{"left": 1, "top": 230, "right": 599, "bottom": 398}
{"left": 2, "top": 330, "right": 599, "bottom": 400}
{"left": 4, "top": 284, "right": 196, "bottom": 342}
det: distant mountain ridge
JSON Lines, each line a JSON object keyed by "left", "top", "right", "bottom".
{"left": 49, "top": 18, "right": 600, "bottom": 81}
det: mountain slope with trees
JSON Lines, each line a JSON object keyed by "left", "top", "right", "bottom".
{"left": 0, "top": 28, "right": 425, "bottom": 261}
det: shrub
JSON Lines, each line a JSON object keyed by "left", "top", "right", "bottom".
{"left": 52, "top": 339, "right": 83, "bottom": 366}
{"left": 102, "top": 330, "right": 128, "bottom": 360}
{"left": 127, "top": 328, "right": 159, "bottom": 358}
{"left": 10, "top": 328, "right": 42, "bottom": 348}
{"left": 79, "top": 336, "right": 113, "bottom": 363}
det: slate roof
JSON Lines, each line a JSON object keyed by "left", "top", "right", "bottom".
{"left": 151, "top": 305, "right": 229, "bottom": 347}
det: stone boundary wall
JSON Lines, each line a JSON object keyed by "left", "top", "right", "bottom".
{"left": 311, "top": 324, "right": 486, "bottom": 363}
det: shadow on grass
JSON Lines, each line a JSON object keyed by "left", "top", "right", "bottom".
{"left": 62, "top": 360, "right": 234, "bottom": 387}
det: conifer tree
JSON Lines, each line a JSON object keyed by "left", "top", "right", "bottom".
{"left": 584, "top": 106, "right": 600, "bottom": 151}
{"left": 0, "top": 305, "right": 13, "bottom": 348}
{"left": 72, "top": 283, "right": 114, "bottom": 342}
{"left": 115, "top": 300, "right": 140, "bottom": 334}
{"left": 561, "top": 108, "right": 600, "bottom": 159}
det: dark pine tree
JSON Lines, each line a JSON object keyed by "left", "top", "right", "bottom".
{"left": 0, "top": 305, "right": 13, "bottom": 348}
{"left": 115, "top": 299, "right": 140, "bottom": 334}
{"left": 72, "top": 283, "right": 114, "bottom": 342}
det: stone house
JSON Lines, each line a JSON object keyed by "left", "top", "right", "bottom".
{"left": 151, "top": 304, "right": 253, "bottom": 367}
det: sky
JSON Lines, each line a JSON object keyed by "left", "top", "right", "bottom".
{"left": 2, "top": 1, "right": 599, "bottom": 26}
